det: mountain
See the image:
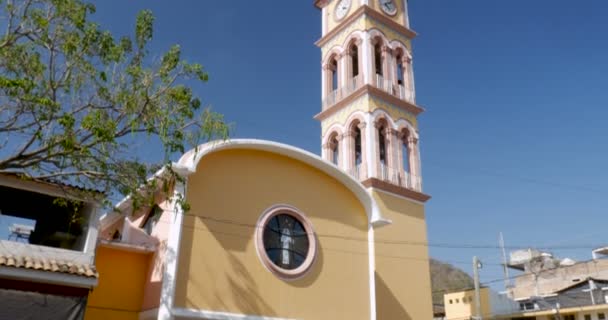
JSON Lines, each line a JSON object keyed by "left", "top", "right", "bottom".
{"left": 430, "top": 259, "right": 475, "bottom": 306}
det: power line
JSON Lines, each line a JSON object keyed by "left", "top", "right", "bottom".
{"left": 425, "top": 160, "right": 607, "bottom": 195}
{"left": 182, "top": 213, "right": 608, "bottom": 251}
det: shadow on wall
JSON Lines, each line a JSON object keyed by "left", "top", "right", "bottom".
{"left": 375, "top": 191, "right": 425, "bottom": 220}
{"left": 183, "top": 252, "right": 277, "bottom": 316}
{"left": 290, "top": 237, "right": 323, "bottom": 289}
{"left": 376, "top": 272, "right": 412, "bottom": 320}
{"left": 177, "top": 225, "right": 277, "bottom": 316}
{"left": 159, "top": 242, "right": 176, "bottom": 314}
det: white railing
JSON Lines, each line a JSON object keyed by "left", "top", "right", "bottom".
{"left": 322, "top": 74, "right": 363, "bottom": 110}
{"left": 374, "top": 74, "right": 415, "bottom": 105}
{"left": 322, "top": 89, "right": 339, "bottom": 109}
{"left": 322, "top": 74, "right": 416, "bottom": 109}
{"left": 397, "top": 84, "right": 413, "bottom": 102}
{"left": 348, "top": 162, "right": 366, "bottom": 181}
{"left": 378, "top": 163, "right": 422, "bottom": 192}
{"left": 375, "top": 74, "right": 393, "bottom": 94}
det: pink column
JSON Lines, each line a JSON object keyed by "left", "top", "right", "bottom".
{"left": 343, "top": 50, "right": 353, "bottom": 91}
{"left": 396, "top": 131, "right": 406, "bottom": 183}
{"left": 372, "top": 122, "right": 382, "bottom": 179}
{"left": 322, "top": 140, "right": 334, "bottom": 163}
{"left": 381, "top": 46, "right": 392, "bottom": 93}
{"left": 322, "top": 63, "right": 331, "bottom": 99}
{"left": 355, "top": 39, "right": 364, "bottom": 87}
{"left": 407, "top": 136, "right": 421, "bottom": 190}
{"left": 403, "top": 56, "right": 413, "bottom": 102}
{"left": 336, "top": 133, "right": 346, "bottom": 170}
{"left": 342, "top": 129, "right": 356, "bottom": 174}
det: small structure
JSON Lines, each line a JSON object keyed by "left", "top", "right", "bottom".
{"left": 7, "top": 223, "right": 34, "bottom": 242}
{"left": 444, "top": 287, "right": 519, "bottom": 320}
{"left": 0, "top": 173, "right": 102, "bottom": 320}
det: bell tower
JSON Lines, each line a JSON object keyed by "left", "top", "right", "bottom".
{"left": 315, "top": 0, "right": 429, "bottom": 202}
{"left": 314, "top": 1, "right": 434, "bottom": 318}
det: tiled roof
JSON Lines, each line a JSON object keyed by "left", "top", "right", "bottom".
{"left": 0, "top": 254, "right": 98, "bottom": 278}
{"left": 0, "top": 172, "right": 105, "bottom": 195}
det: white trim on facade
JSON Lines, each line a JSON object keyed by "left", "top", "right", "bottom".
{"left": 83, "top": 204, "right": 102, "bottom": 256}
{"left": 159, "top": 180, "right": 188, "bottom": 320}
{"left": 172, "top": 308, "right": 297, "bottom": 320}
{"left": 177, "top": 139, "right": 388, "bottom": 226}
{"left": 402, "top": 0, "right": 410, "bottom": 28}
{"left": 0, "top": 266, "right": 97, "bottom": 288}
{"left": 368, "top": 224, "right": 377, "bottom": 320}
{"left": 373, "top": 188, "right": 425, "bottom": 205}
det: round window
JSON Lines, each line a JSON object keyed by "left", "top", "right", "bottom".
{"left": 255, "top": 206, "right": 317, "bottom": 280}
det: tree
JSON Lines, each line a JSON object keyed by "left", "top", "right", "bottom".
{"left": 0, "top": 0, "right": 229, "bottom": 206}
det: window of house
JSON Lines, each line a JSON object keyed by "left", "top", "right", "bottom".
{"left": 378, "top": 125, "right": 386, "bottom": 165}
{"left": 0, "top": 184, "right": 89, "bottom": 251}
{"left": 374, "top": 43, "right": 383, "bottom": 76}
{"left": 397, "top": 59, "right": 404, "bottom": 85}
{"left": 449, "top": 300, "right": 453, "bottom": 304}
{"left": 599, "top": 313, "right": 606, "bottom": 320}
{"left": 255, "top": 206, "right": 317, "bottom": 280}
{"left": 141, "top": 205, "right": 162, "bottom": 235}
{"left": 330, "top": 135, "right": 340, "bottom": 166}
{"left": 402, "top": 138, "right": 410, "bottom": 173}
{"left": 331, "top": 58, "right": 338, "bottom": 91}
{"left": 354, "top": 127, "right": 362, "bottom": 166}
{"left": 519, "top": 302, "right": 536, "bottom": 311}
{"left": 351, "top": 45, "right": 359, "bottom": 78}
{"left": 563, "top": 315, "right": 576, "bottom": 320}
{"left": 584, "top": 315, "right": 592, "bottom": 320}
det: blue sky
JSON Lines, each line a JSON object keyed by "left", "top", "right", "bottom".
{"left": 58, "top": 0, "right": 608, "bottom": 288}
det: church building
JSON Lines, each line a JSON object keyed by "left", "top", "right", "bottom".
{"left": 85, "top": 1, "right": 433, "bottom": 319}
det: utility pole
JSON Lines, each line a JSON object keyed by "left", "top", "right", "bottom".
{"left": 499, "top": 232, "right": 511, "bottom": 291}
{"left": 473, "top": 256, "right": 483, "bottom": 320}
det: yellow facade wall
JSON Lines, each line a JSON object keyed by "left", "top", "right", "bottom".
{"left": 326, "top": 1, "right": 363, "bottom": 32}
{"left": 326, "top": 1, "right": 406, "bottom": 34}
{"left": 368, "top": 0, "right": 407, "bottom": 26}
{"left": 444, "top": 288, "right": 492, "bottom": 320}
{"left": 174, "top": 149, "right": 372, "bottom": 319}
{"left": 371, "top": 190, "right": 433, "bottom": 320}
{"left": 85, "top": 246, "right": 151, "bottom": 320}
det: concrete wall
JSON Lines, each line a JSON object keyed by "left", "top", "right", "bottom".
{"left": 512, "top": 259, "right": 608, "bottom": 299}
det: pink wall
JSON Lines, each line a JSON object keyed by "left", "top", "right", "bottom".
{"left": 141, "top": 199, "right": 173, "bottom": 311}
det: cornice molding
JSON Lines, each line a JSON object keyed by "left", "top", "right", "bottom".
{"left": 314, "top": 0, "right": 330, "bottom": 9}
{"left": 316, "top": 5, "right": 418, "bottom": 48}
{"left": 314, "top": 84, "right": 425, "bottom": 121}
{"left": 361, "top": 178, "right": 431, "bottom": 203}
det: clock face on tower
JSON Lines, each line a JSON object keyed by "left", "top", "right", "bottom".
{"left": 334, "top": 0, "right": 352, "bottom": 21}
{"left": 378, "top": 0, "right": 398, "bottom": 16}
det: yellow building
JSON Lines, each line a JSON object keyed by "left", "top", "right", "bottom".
{"left": 86, "top": 1, "right": 434, "bottom": 319}
{"left": 444, "top": 283, "right": 608, "bottom": 320}
{"left": 444, "top": 288, "right": 519, "bottom": 320}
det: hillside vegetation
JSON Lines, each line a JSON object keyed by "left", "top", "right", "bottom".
{"left": 430, "top": 259, "right": 475, "bottom": 305}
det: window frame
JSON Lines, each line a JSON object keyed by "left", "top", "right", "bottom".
{"left": 255, "top": 205, "right": 318, "bottom": 281}
{"left": 141, "top": 205, "right": 163, "bottom": 235}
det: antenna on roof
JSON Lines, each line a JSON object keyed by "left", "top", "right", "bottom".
{"left": 499, "top": 232, "right": 511, "bottom": 291}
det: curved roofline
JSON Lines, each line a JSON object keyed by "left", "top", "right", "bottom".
{"left": 177, "top": 139, "right": 390, "bottom": 227}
